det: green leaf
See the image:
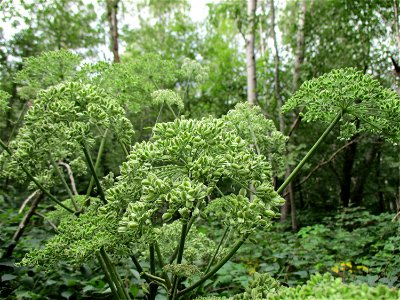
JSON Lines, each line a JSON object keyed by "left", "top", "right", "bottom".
{"left": 1, "top": 274, "right": 17, "bottom": 281}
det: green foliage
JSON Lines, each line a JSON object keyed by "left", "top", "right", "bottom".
{"left": 283, "top": 68, "right": 400, "bottom": 143}
{"left": 180, "top": 57, "right": 209, "bottom": 84}
{"left": 163, "top": 263, "right": 202, "bottom": 278}
{"left": 238, "top": 208, "right": 400, "bottom": 287}
{"left": 0, "top": 90, "right": 10, "bottom": 112}
{"left": 4, "top": 0, "right": 102, "bottom": 54}
{"left": 2, "top": 2, "right": 400, "bottom": 296}
{"left": 201, "top": 272, "right": 400, "bottom": 299}
{"left": 138, "top": 222, "right": 216, "bottom": 264}
{"left": 123, "top": 0, "right": 198, "bottom": 60}
{"left": 195, "top": 6, "right": 246, "bottom": 118}
{"left": 269, "top": 273, "right": 400, "bottom": 299}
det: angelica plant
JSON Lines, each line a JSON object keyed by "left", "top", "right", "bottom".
{"left": 18, "top": 103, "right": 285, "bottom": 300}
{"left": 4, "top": 63, "right": 400, "bottom": 300}
{"left": 278, "top": 68, "right": 400, "bottom": 194}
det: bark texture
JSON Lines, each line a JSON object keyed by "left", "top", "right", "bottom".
{"left": 107, "top": 0, "right": 120, "bottom": 63}
{"left": 246, "top": 0, "right": 257, "bottom": 105}
{"left": 292, "top": 0, "right": 307, "bottom": 90}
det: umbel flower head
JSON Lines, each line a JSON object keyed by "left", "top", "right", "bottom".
{"left": 0, "top": 82, "right": 134, "bottom": 185}
{"left": 14, "top": 49, "right": 82, "bottom": 100}
{"left": 151, "top": 89, "right": 184, "bottom": 110}
{"left": 181, "top": 57, "right": 209, "bottom": 83}
{"left": 223, "top": 103, "right": 287, "bottom": 175}
{"left": 107, "top": 104, "right": 284, "bottom": 238}
{"left": 282, "top": 68, "right": 400, "bottom": 143}
{"left": 78, "top": 53, "right": 178, "bottom": 113}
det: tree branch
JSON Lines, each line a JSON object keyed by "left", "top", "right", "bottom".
{"left": 58, "top": 161, "right": 78, "bottom": 195}
{"left": 2, "top": 192, "right": 43, "bottom": 258}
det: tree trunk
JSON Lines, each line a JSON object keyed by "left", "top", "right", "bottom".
{"left": 292, "top": 0, "right": 307, "bottom": 91}
{"left": 107, "top": 0, "right": 120, "bottom": 63}
{"left": 376, "top": 150, "right": 386, "bottom": 212}
{"left": 271, "top": 0, "right": 284, "bottom": 133}
{"left": 246, "top": 0, "right": 257, "bottom": 105}
{"left": 350, "top": 139, "right": 382, "bottom": 206}
{"left": 339, "top": 136, "right": 358, "bottom": 207}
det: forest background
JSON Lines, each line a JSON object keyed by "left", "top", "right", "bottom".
{"left": 1, "top": 0, "right": 400, "bottom": 299}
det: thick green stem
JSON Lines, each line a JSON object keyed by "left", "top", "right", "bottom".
{"left": 81, "top": 140, "right": 106, "bottom": 204}
{"left": 0, "top": 138, "right": 74, "bottom": 214}
{"left": 48, "top": 152, "right": 79, "bottom": 212}
{"left": 155, "top": 241, "right": 172, "bottom": 290}
{"left": 169, "top": 212, "right": 197, "bottom": 264}
{"left": 170, "top": 222, "right": 188, "bottom": 300}
{"left": 205, "top": 226, "right": 229, "bottom": 274}
{"left": 6, "top": 101, "right": 29, "bottom": 144}
{"left": 277, "top": 111, "right": 342, "bottom": 194}
{"left": 144, "top": 273, "right": 167, "bottom": 284}
{"left": 196, "top": 226, "right": 230, "bottom": 294}
{"left": 176, "top": 233, "right": 250, "bottom": 298}
{"left": 100, "top": 248, "right": 130, "bottom": 300}
{"left": 119, "top": 141, "right": 130, "bottom": 158}
{"left": 86, "top": 129, "right": 108, "bottom": 197}
{"left": 149, "top": 244, "right": 158, "bottom": 300}
{"left": 167, "top": 103, "right": 177, "bottom": 118}
{"left": 97, "top": 252, "right": 120, "bottom": 299}
{"left": 131, "top": 254, "right": 152, "bottom": 284}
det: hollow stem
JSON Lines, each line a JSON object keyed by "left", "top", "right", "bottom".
{"left": 0, "top": 138, "right": 74, "bottom": 213}
{"left": 97, "top": 252, "right": 120, "bottom": 299}
{"left": 195, "top": 226, "right": 230, "bottom": 294}
{"left": 206, "top": 226, "right": 229, "bottom": 274}
{"left": 169, "top": 210, "right": 197, "bottom": 264}
{"left": 100, "top": 248, "right": 130, "bottom": 300}
{"left": 149, "top": 244, "right": 158, "bottom": 300}
{"left": 131, "top": 254, "right": 151, "bottom": 284}
{"left": 86, "top": 129, "right": 108, "bottom": 197}
{"left": 58, "top": 161, "right": 78, "bottom": 195}
{"left": 170, "top": 222, "right": 188, "bottom": 300}
{"left": 81, "top": 140, "right": 106, "bottom": 204}
{"left": 167, "top": 103, "right": 177, "bottom": 119}
{"left": 119, "top": 141, "right": 130, "bottom": 158}
{"left": 155, "top": 241, "right": 172, "bottom": 290}
{"left": 143, "top": 272, "right": 167, "bottom": 285}
{"left": 176, "top": 233, "right": 250, "bottom": 298}
{"left": 277, "top": 111, "right": 342, "bottom": 194}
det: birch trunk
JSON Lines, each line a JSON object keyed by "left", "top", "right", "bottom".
{"left": 292, "top": 0, "right": 307, "bottom": 90}
{"left": 107, "top": 0, "right": 120, "bottom": 63}
{"left": 246, "top": 0, "right": 258, "bottom": 105}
